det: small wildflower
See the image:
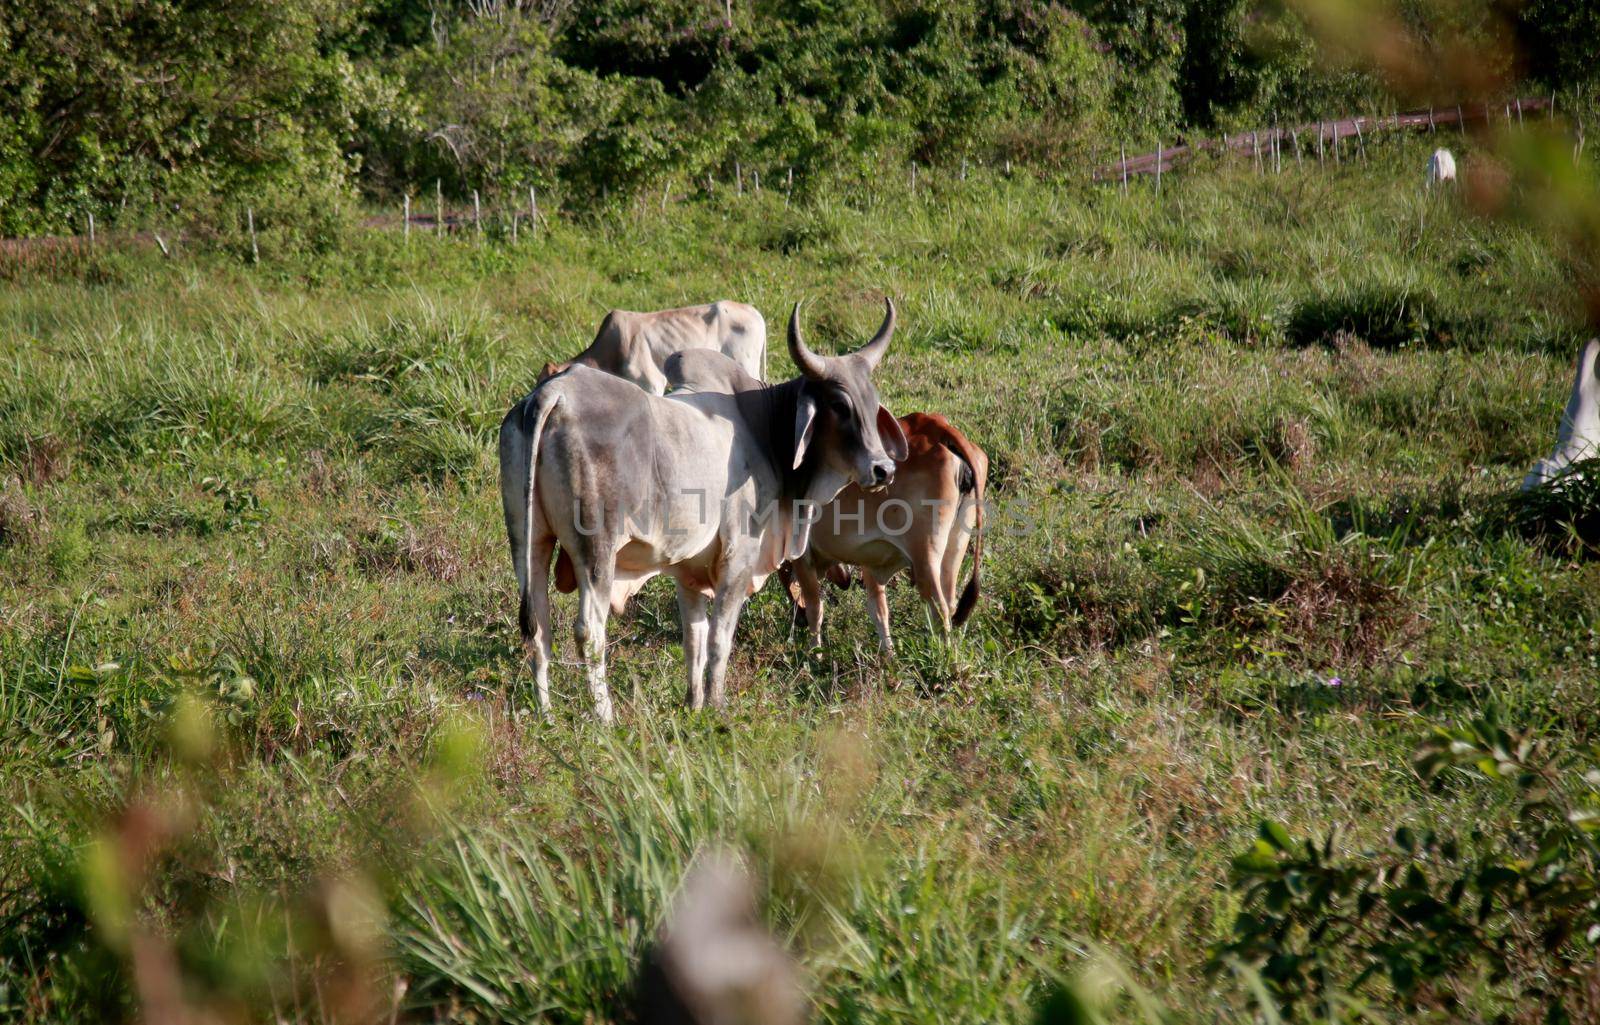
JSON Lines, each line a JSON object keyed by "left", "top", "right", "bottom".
{"left": 1326, "top": 676, "right": 1343, "bottom": 687}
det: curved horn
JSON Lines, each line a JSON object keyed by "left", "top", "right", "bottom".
{"left": 855, "top": 297, "right": 896, "bottom": 370}
{"left": 787, "top": 300, "right": 827, "bottom": 380}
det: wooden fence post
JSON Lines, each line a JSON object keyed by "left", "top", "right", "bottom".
{"left": 87, "top": 212, "right": 95, "bottom": 246}
{"left": 403, "top": 194, "right": 410, "bottom": 243}
{"left": 436, "top": 180, "right": 443, "bottom": 237}
{"left": 530, "top": 187, "right": 539, "bottom": 229}
{"left": 1292, "top": 128, "right": 1301, "bottom": 167}
{"left": 473, "top": 190, "right": 481, "bottom": 240}
{"left": 1354, "top": 116, "right": 1364, "bottom": 159}
{"left": 1516, "top": 98, "right": 1524, "bottom": 126}
{"left": 1120, "top": 142, "right": 1127, "bottom": 195}
{"left": 1428, "top": 107, "right": 1435, "bottom": 132}
{"left": 909, "top": 161, "right": 916, "bottom": 194}
{"left": 1457, "top": 105, "right": 1465, "bottom": 135}
{"left": 247, "top": 207, "right": 259, "bottom": 263}
{"left": 753, "top": 169, "right": 760, "bottom": 194}
{"left": 1317, "top": 124, "right": 1324, "bottom": 164}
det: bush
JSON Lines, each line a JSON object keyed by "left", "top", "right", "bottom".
{"left": 1215, "top": 709, "right": 1600, "bottom": 1020}
{"left": 0, "top": 0, "right": 368, "bottom": 235}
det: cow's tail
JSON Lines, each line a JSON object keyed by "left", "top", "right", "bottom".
{"left": 925, "top": 418, "right": 987, "bottom": 628}
{"left": 499, "top": 388, "right": 563, "bottom": 645}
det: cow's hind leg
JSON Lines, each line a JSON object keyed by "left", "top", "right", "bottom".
{"left": 790, "top": 558, "right": 826, "bottom": 649}
{"left": 862, "top": 570, "right": 894, "bottom": 656}
{"left": 939, "top": 498, "right": 975, "bottom": 620}
{"left": 914, "top": 518, "right": 955, "bottom": 634}
{"left": 522, "top": 535, "right": 557, "bottom": 714}
{"left": 676, "top": 582, "right": 710, "bottom": 710}
{"left": 910, "top": 543, "right": 953, "bottom": 638}
{"left": 574, "top": 549, "right": 617, "bottom": 724}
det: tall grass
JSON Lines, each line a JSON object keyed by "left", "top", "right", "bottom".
{"left": 396, "top": 729, "right": 1070, "bottom": 1024}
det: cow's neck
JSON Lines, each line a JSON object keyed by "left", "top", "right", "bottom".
{"left": 735, "top": 377, "right": 802, "bottom": 499}
{"left": 734, "top": 376, "right": 854, "bottom": 560}
{"left": 736, "top": 377, "right": 839, "bottom": 504}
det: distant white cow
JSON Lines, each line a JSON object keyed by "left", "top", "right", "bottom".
{"left": 1523, "top": 338, "right": 1600, "bottom": 490}
{"left": 1427, "top": 148, "right": 1456, "bottom": 186}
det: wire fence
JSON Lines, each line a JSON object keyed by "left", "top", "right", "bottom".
{"left": 1096, "top": 96, "right": 1563, "bottom": 184}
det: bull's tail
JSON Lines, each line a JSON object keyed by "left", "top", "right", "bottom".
{"left": 498, "top": 388, "right": 563, "bottom": 644}
{"left": 924, "top": 418, "right": 987, "bottom": 628}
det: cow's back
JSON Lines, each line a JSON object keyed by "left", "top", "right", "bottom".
{"left": 628, "top": 301, "right": 766, "bottom": 381}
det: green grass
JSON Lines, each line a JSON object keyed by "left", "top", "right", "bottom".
{"left": 3, "top": 139, "right": 1599, "bottom": 1022}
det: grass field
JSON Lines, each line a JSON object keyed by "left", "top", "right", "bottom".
{"left": 3, "top": 137, "right": 1598, "bottom": 1023}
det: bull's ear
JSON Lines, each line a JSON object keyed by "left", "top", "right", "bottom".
{"left": 877, "top": 406, "right": 909, "bottom": 461}
{"left": 793, "top": 393, "right": 819, "bottom": 469}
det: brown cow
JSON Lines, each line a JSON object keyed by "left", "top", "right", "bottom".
{"left": 787, "top": 412, "right": 986, "bottom": 654}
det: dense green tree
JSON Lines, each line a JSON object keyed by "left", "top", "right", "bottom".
{"left": 0, "top": 0, "right": 372, "bottom": 234}
{"left": 1515, "top": 0, "right": 1600, "bottom": 90}
{"left": 0, "top": 0, "right": 1590, "bottom": 233}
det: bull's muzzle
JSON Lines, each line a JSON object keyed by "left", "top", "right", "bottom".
{"left": 869, "top": 460, "right": 895, "bottom": 489}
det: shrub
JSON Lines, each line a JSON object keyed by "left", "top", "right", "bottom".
{"left": 0, "top": 477, "right": 42, "bottom": 547}
{"left": 1174, "top": 486, "right": 1426, "bottom": 668}
{"left": 1215, "top": 709, "right": 1600, "bottom": 1020}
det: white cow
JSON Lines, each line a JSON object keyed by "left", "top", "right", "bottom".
{"left": 1427, "top": 148, "right": 1456, "bottom": 186}
{"left": 541, "top": 300, "right": 766, "bottom": 395}
{"left": 1523, "top": 338, "right": 1600, "bottom": 490}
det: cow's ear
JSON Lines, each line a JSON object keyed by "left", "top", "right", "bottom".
{"left": 877, "top": 406, "right": 909, "bottom": 461}
{"left": 793, "top": 393, "right": 819, "bottom": 469}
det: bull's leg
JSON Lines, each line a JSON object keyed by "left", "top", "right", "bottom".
{"left": 790, "top": 558, "right": 826, "bottom": 648}
{"left": 574, "top": 554, "right": 617, "bottom": 724}
{"left": 861, "top": 570, "right": 894, "bottom": 656}
{"left": 917, "top": 520, "right": 954, "bottom": 633}
{"left": 676, "top": 582, "right": 710, "bottom": 710}
{"left": 910, "top": 561, "right": 952, "bottom": 635}
{"left": 522, "top": 535, "right": 557, "bottom": 715}
{"left": 705, "top": 576, "right": 752, "bottom": 710}
{"left": 939, "top": 500, "right": 973, "bottom": 615}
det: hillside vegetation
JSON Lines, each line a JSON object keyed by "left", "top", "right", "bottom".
{"left": 3, "top": 139, "right": 1600, "bottom": 1021}
{"left": 4, "top": 0, "right": 1597, "bottom": 236}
